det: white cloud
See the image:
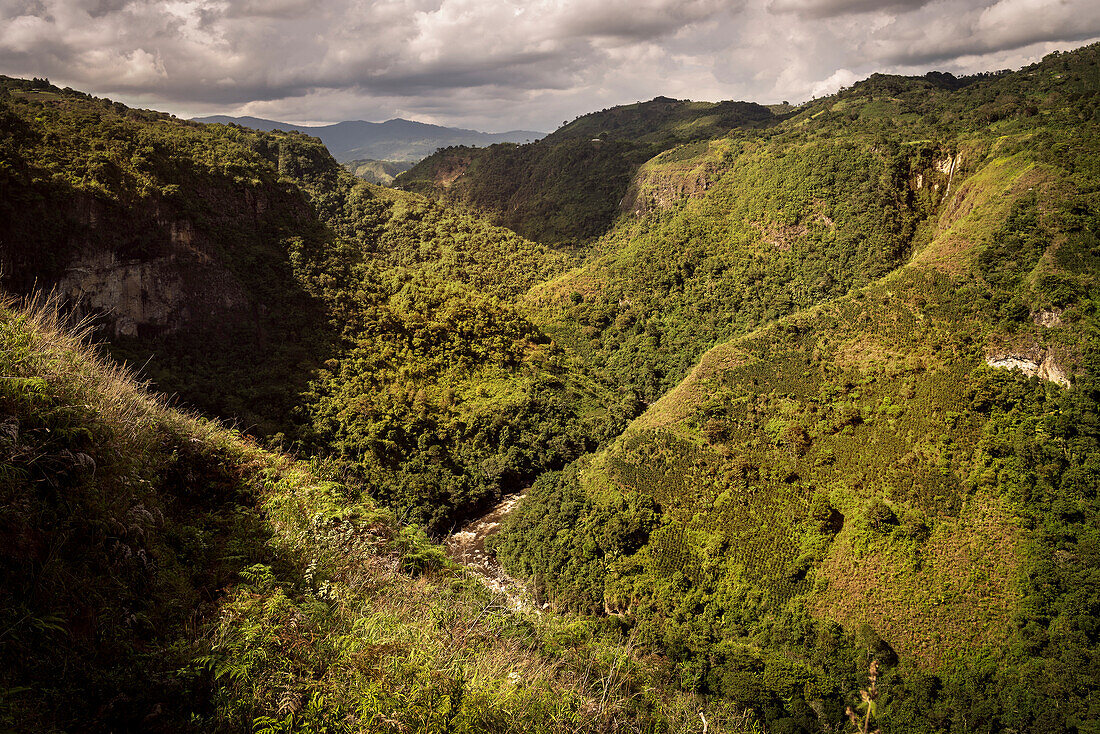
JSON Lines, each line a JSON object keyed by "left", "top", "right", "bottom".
{"left": 809, "top": 67, "right": 861, "bottom": 98}
{"left": 976, "top": 0, "right": 1100, "bottom": 49}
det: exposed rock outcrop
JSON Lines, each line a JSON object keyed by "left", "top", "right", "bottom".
{"left": 935, "top": 153, "right": 963, "bottom": 176}
{"left": 911, "top": 152, "right": 963, "bottom": 199}
{"left": 1, "top": 176, "right": 311, "bottom": 342}
{"left": 57, "top": 250, "right": 251, "bottom": 338}
{"left": 621, "top": 163, "right": 715, "bottom": 216}
{"left": 986, "top": 348, "right": 1071, "bottom": 388}
{"left": 1032, "top": 308, "right": 1064, "bottom": 328}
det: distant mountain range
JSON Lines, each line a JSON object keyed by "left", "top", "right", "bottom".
{"left": 192, "top": 115, "right": 545, "bottom": 163}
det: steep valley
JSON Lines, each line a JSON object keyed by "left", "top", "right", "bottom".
{"left": 3, "top": 43, "right": 1100, "bottom": 733}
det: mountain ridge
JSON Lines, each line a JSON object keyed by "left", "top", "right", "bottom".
{"left": 492, "top": 41, "right": 1100, "bottom": 732}
{"left": 395, "top": 96, "right": 778, "bottom": 246}
{"left": 192, "top": 114, "right": 545, "bottom": 162}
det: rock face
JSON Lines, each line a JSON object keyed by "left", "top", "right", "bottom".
{"left": 986, "top": 350, "right": 1071, "bottom": 388}
{"left": 621, "top": 159, "right": 716, "bottom": 216}
{"left": 935, "top": 153, "right": 963, "bottom": 176}
{"left": 621, "top": 165, "right": 714, "bottom": 216}
{"left": 57, "top": 250, "right": 251, "bottom": 338}
{"left": 911, "top": 152, "right": 963, "bottom": 198}
{"left": 1032, "top": 308, "right": 1064, "bottom": 328}
{"left": 45, "top": 197, "right": 253, "bottom": 338}
{"left": 432, "top": 156, "right": 473, "bottom": 189}
{"left": 1, "top": 178, "right": 309, "bottom": 341}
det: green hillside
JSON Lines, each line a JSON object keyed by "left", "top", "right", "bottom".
{"left": 493, "top": 43, "right": 1100, "bottom": 732}
{"left": 525, "top": 133, "right": 927, "bottom": 403}
{"left": 520, "top": 46, "right": 1100, "bottom": 408}
{"left": 0, "top": 78, "right": 333, "bottom": 436}
{"left": 396, "top": 97, "right": 777, "bottom": 246}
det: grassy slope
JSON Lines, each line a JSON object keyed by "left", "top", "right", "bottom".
{"left": 494, "top": 44, "right": 1100, "bottom": 732}
{"left": 343, "top": 158, "right": 414, "bottom": 185}
{"left": 524, "top": 131, "right": 931, "bottom": 403}
{"left": 522, "top": 44, "right": 1100, "bottom": 405}
{"left": 0, "top": 298, "right": 765, "bottom": 733}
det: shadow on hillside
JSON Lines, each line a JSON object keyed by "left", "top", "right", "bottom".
{"left": 0, "top": 163, "right": 339, "bottom": 439}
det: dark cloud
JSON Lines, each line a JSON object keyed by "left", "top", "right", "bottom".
{"left": 0, "top": 0, "right": 1097, "bottom": 131}
{"left": 768, "top": 0, "right": 931, "bottom": 18}
{"left": 83, "top": 0, "right": 131, "bottom": 19}
{"left": 557, "top": 0, "right": 733, "bottom": 39}
{"left": 0, "top": 0, "right": 48, "bottom": 17}
{"left": 860, "top": 0, "right": 1100, "bottom": 68}
{"left": 226, "top": 0, "right": 318, "bottom": 19}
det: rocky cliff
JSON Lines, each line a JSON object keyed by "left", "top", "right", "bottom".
{"left": 0, "top": 79, "right": 333, "bottom": 431}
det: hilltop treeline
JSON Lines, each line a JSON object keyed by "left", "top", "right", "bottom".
{"left": 396, "top": 97, "right": 777, "bottom": 246}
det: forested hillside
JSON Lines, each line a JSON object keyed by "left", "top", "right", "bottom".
{"left": 396, "top": 97, "right": 777, "bottom": 246}
{"left": 495, "top": 43, "right": 1100, "bottom": 732}
{"left": 3, "top": 41, "right": 1100, "bottom": 734}
{"left": 0, "top": 299, "right": 745, "bottom": 732}
{"left": 525, "top": 133, "right": 925, "bottom": 402}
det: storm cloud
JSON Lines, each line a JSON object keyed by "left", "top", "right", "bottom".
{"left": 1, "top": 0, "right": 1097, "bottom": 131}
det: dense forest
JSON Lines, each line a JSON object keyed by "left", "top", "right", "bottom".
{"left": 0, "top": 76, "right": 617, "bottom": 533}
{"left": 2, "top": 42, "right": 1100, "bottom": 733}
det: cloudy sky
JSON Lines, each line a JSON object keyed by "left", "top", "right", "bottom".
{"left": 2, "top": 0, "right": 1098, "bottom": 132}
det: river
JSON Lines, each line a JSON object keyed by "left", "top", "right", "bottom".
{"left": 444, "top": 490, "right": 541, "bottom": 611}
